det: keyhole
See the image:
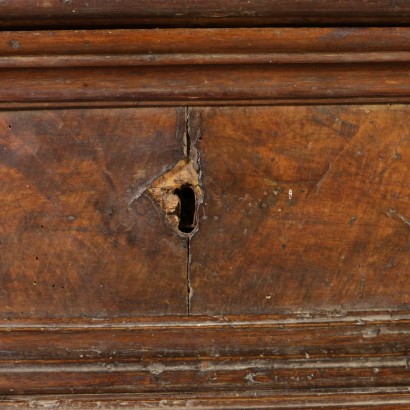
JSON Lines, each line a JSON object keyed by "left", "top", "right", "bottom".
{"left": 174, "top": 185, "right": 196, "bottom": 233}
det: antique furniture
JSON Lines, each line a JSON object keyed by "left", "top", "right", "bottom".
{"left": 1, "top": 1, "right": 410, "bottom": 408}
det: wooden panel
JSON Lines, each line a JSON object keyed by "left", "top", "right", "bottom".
{"left": 189, "top": 105, "right": 410, "bottom": 315}
{"left": 2, "top": 0, "right": 410, "bottom": 28}
{"left": 0, "top": 22, "right": 409, "bottom": 409}
{"left": 0, "top": 107, "right": 188, "bottom": 318}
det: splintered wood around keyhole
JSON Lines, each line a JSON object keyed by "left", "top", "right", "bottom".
{"left": 148, "top": 159, "right": 202, "bottom": 235}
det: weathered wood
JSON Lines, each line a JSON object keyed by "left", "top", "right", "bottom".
{"left": 4, "top": 389, "right": 410, "bottom": 409}
{"left": 0, "top": 314, "right": 409, "bottom": 395}
{"left": 189, "top": 105, "right": 410, "bottom": 315}
{"left": 1, "top": 18, "right": 410, "bottom": 408}
{"left": 0, "top": 107, "right": 188, "bottom": 317}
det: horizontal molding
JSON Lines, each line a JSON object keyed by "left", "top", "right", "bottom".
{"left": 4, "top": 97, "right": 410, "bottom": 110}
{"left": 1, "top": 0, "right": 410, "bottom": 28}
{"left": 1, "top": 313, "right": 410, "bottom": 395}
{"left": 4, "top": 52, "right": 410, "bottom": 68}
{"left": 1, "top": 28, "right": 410, "bottom": 105}
{"left": 2, "top": 310, "right": 410, "bottom": 328}
{"left": 2, "top": 64, "right": 410, "bottom": 105}
{"left": 2, "top": 28, "right": 410, "bottom": 68}
{"left": 4, "top": 389, "right": 410, "bottom": 409}
{"left": 1, "top": 28, "right": 410, "bottom": 57}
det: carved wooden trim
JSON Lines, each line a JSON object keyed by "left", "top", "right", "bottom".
{"left": 1, "top": 28, "right": 410, "bottom": 106}
{"left": 2, "top": 312, "right": 410, "bottom": 399}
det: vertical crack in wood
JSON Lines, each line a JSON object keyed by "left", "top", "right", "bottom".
{"left": 140, "top": 107, "right": 201, "bottom": 314}
{"left": 184, "top": 106, "right": 202, "bottom": 315}
{"left": 187, "top": 231, "right": 192, "bottom": 315}
{"left": 185, "top": 106, "right": 192, "bottom": 315}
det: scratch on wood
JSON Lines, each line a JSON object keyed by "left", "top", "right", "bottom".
{"left": 384, "top": 208, "right": 410, "bottom": 229}
{"left": 2, "top": 357, "right": 407, "bottom": 374}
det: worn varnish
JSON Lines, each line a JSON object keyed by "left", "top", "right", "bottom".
{"left": 5, "top": 390, "right": 410, "bottom": 409}
{"left": 190, "top": 105, "right": 410, "bottom": 314}
{"left": 0, "top": 108, "right": 188, "bottom": 317}
{"left": 1, "top": 12, "right": 410, "bottom": 409}
{"left": 1, "top": 313, "right": 410, "bottom": 395}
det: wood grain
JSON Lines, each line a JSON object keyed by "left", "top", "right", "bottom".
{"left": 0, "top": 29, "right": 410, "bottom": 105}
{"left": 189, "top": 105, "right": 410, "bottom": 315}
{"left": 1, "top": 0, "right": 410, "bottom": 28}
{"left": 2, "top": 28, "right": 410, "bottom": 60}
{"left": 0, "top": 107, "right": 188, "bottom": 318}
{"left": 0, "top": 314, "right": 409, "bottom": 395}
{"left": 1, "top": 64, "right": 410, "bottom": 106}
{"left": 1, "top": 20, "right": 410, "bottom": 408}
{"left": 4, "top": 390, "right": 410, "bottom": 409}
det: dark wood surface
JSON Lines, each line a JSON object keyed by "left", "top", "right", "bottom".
{"left": 0, "top": 107, "right": 188, "bottom": 317}
{"left": 189, "top": 105, "right": 410, "bottom": 315}
{"left": 1, "top": 21, "right": 410, "bottom": 409}
{"left": 2, "top": 0, "right": 410, "bottom": 28}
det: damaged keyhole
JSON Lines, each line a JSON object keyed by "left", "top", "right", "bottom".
{"left": 144, "top": 158, "right": 202, "bottom": 236}
{"left": 174, "top": 184, "right": 196, "bottom": 233}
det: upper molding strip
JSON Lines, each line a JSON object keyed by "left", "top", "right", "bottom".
{"left": 1, "top": 28, "right": 410, "bottom": 67}
{"left": 1, "top": 28, "right": 410, "bottom": 106}
{"left": 1, "top": 0, "right": 410, "bottom": 28}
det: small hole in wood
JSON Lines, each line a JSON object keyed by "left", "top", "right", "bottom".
{"left": 174, "top": 185, "right": 196, "bottom": 234}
